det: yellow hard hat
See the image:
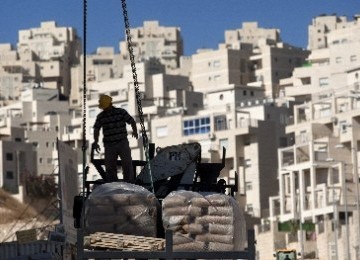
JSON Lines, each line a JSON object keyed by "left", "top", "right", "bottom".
{"left": 98, "top": 94, "right": 112, "bottom": 109}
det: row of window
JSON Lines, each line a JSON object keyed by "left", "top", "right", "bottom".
{"left": 335, "top": 55, "right": 357, "bottom": 63}
{"left": 32, "top": 141, "right": 56, "bottom": 148}
{"left": 183, "top": 117, "right": 211, "bottom": 136}
{"left": 156, "top": 116, "right": 233, "bottom": 138}
{"left": 39, "top": 157, "right": 54, "bottom": 164}
{"left": 6, "top": 152, "right": 54, "bottom": 164}
{"left": 156, "top": 119, "right": 236, "bottom": 150}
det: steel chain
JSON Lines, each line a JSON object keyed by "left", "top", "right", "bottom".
{"left": 121, "top": 0, "right": 154, "bottom": 192}
{"left": 121, "top": 0, "right": 148, "bottom": 147}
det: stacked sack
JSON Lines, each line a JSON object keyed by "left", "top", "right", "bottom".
{"left": 162, "top": 190, "right": 246, "bottom": 251}
{"left": 84, "top": 182, "right": 160, "bottom": 237}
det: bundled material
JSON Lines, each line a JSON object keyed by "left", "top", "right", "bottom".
{"left": 162, "top": 191, "right": 246, "bottom": 251}
{"left": 84, "top": 182, "right": 159, "bottom": 237}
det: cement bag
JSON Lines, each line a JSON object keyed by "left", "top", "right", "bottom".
{"left": 84, "top": 182, "right": 159, "bottom": 237}
{"left": 162, "top": 190, "right": 246, "bottom": 251}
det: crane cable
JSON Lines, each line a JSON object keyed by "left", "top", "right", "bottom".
{"left": 79, "top": 0, "right": 88, "bottom": 236}
{"left": 121, "top": 0, "right": 154, "bottom": 193}
{"left": 82, "top": 0, "right": 88, "bottom": 186}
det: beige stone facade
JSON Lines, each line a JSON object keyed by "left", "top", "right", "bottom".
{"left": 257, "top": 14, "right": 360, "bottom": 260}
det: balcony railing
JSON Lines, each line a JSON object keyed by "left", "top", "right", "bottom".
{"left": 280, "top": 142, "right": 330, "bottom": 168}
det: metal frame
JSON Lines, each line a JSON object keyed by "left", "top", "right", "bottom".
{"left": 88, "top": 143, "right": 238, "bottom": 197}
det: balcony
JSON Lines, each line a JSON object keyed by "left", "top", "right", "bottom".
{"left": 279, "top": 142, "right": 329, "bottom": 168}
{"left": 62, "top": 125, "right": 82, "bottom": 141}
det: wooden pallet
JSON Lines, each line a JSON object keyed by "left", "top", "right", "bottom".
{"left": 84, "top": 232, "right": 166, "bottom": 251}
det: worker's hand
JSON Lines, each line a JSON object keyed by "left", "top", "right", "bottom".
{"left": 132, "top": 132, "right": 138, "bottom": 139}
{"left": 92, "top": 142, "right": 101, "bottom": 153}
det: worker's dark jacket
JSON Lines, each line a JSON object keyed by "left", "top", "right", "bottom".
{"left": 93, "top": 106, "right": 135, "bottom": 145}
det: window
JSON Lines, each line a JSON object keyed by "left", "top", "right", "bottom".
{"left": 156, "top": 126, "right": 168, "bottom": 137}
{"left": 47, "top": 158, "right": 53, "bottom": 164}
{"left": 339, "top": 121, "right": 348, "bottom": 133}
{"left": 89, "top": 109, "right": 97, "bottom": 118}
{"left": 15, "top": 137, "right": 21, "bottom": 142}
{"left": 246, "top": 204, "right": 254, "bottom": 214}
{"left": 6, "top": 153, "right": 13, "bottom": 161}
{"left": 214, "top": 75, "right": 221, "bottom": 81}
{"left": 245, "top": 181, "right": 253, "bottom": 191}
{"left": 335, "top": 57, "right": 342, "bottom": 63}
{"left": 6, "top": 171, "right": 14, "bottom": 179}
{"left": 121, "top": 104, "right": 129, "bottom": 111}
{"left": 213, "top": 60, "right": 220, "bottom": 67}
{"left": 319, "top": 77, "right": 329, "bottom": 87}
{"left": 350, "top": 55, "right": 357, "bottom": 62}
{"left": 214, "top": 115, "right": 227, "bottom": 131}
{"left": 183, "top": 117, "right": 210, "bottom": 136}
{"left": 244, "top": 136, "right": 251, "bottom": 145}
{"left": 219, "top": 138, "right": 229, "bottom": 150}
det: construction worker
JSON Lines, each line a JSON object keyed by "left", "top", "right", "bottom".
{"left": 92, "top": 94, "right": 138, "bottom": 183}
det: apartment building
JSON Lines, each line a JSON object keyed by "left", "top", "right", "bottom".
{"left": 150, "top": 85, "right": 289, "bottom": 219}
{"left": 0, "top": 127, "right": 36, "bottom": 194}
{"left": 221, "top": 22, "right": 310, "bottom": 98}
{"left": 224, "top": 22, "right": 281, "bottom": 48}
{"left": 0, "top": 20, "right": 295, "bottom": 220}
{"left": 69, "top": 46, "right": 129, "bottom": 108}
{"left": 0, "top": 44, "right": 23, "bottom": 106}
{"left": 120, "top": 37, "right": 289, "bottom": 219}
{"left": 308, "top": 14, "right": 360, "bottom": 50}
{"left": 248, "top": 40, "right": 309, "bottom": 98}
{"left": 191, "top": 48, "right": 253, "bottom": 95}
{"left": 3, "top": 15, "right": 359, "bottom": 259}
{"left": 0, "top": 87, "right": 72, "bottom": 180}
{"left": 16, "top": 21, "right": 81, "bottom": 97}
{"left": 119, "top": 21, "right": 183, "bottom": 70}
{"left": 256, "top": 14, "right": 360, "bottom": 260}
{"left": 77, "top": 59, "right": 200, "bottom": 181}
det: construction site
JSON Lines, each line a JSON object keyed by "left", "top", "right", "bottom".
{"left": 0, "top": 0, "right": 256, "bottom": 259}
{"left": 0, "top": 0, "right": 360, "bottom": 260}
